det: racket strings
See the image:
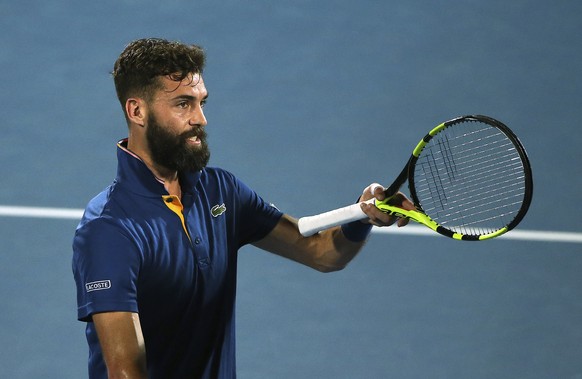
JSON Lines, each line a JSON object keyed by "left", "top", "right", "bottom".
{"left": 417, "top": 150, "right": 524, "bottom": 208}
{"left": 413, "top": 121, "right": 527, "bottom": 235}
{"left": 441, "top": 200, "right": 525, "bottom": 228}
{"left": 422, "top": 150, "right": 449, "bottom": 209}
{"left": 421, "top": 179, "right": 525, "bottom": 216}
{"left": 417, "top": 163, "right": 525, "bottom": 204}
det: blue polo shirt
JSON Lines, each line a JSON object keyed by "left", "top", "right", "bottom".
{"left": 72, "top": 140, "right": 283, "bottom": 378}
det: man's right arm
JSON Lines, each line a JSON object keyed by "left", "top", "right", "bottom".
{"left": 92, "top": 312, "right": 147, "bottom": 379}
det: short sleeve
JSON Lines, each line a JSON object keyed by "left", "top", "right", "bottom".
{"left": 233, "top": 177, "right": 283, "bottom": 246}
{"left": 72, "top": 218, "right": 142, "bottom": 321}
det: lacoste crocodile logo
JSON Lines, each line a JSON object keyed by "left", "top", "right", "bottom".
{"left": 211, "top": 203, "right": 227, "bottom": 217}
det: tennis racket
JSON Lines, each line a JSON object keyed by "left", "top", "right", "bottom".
{"left": 298, "top": 115, "right": 533, "bottom": 241}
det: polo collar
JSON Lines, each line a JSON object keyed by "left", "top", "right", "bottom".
{"left": 115, "top": 139, "right": 202, "bottom": 198}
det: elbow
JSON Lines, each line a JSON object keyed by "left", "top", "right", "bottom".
{"left": 310, "top": 248, "right": 352, "bottom": 273}
{"left": 313, "top": 261, "right": 348, "bottom": 273}
{"left": 318, "top": 266, "right": 345, "bottom": 273}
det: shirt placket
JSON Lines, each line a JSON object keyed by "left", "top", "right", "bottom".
{"left": 162, "top": 195, "right": 209, "bottom": 268}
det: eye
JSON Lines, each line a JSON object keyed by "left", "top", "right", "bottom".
{"left": 200, "top": 100, "right": 207, "bottom": 108}
{"left": 177, "top": 101, "right": 189, "bottom": 109}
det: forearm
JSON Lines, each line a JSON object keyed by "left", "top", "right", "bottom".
{"left": 313, "top": 224, "right": 369, "bottom": 272}
{"left": 254, "top": 215, "right": 371, "bottom": 273}
{"left": 255, "top": 185, "right": 413, "bottom": 272}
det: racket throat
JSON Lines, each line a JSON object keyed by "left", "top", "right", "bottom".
{"left": 384, "top": 163, "right": 410, "bottom": 198}
{"left": 374, "top": 200, "right": 438, "bottom": 230}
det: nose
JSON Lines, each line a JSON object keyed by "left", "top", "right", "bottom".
{"left": 190, "top": 105, "right": 207, "bottom": 127}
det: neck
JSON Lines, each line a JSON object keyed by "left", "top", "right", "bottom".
{"left": 162, "top": 175, "right": 182, "bottom": 198}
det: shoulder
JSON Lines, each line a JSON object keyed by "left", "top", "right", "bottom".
{"left": 197, "top": 167, "right": 270, "bottom": 211}
{"left": 200, "top": 166, "right": 237, "bottom": 182}
{"left": 77, "top": 186, "right": 113, "bottom": 227}
{"left": 77, "top": 182, "right": 123, "bottom": 224}
{"left": 75, "top": 183, "right": 136, "bottom": 243}
{"left": 198, "top": 167, "right": 245, "bottom": 192}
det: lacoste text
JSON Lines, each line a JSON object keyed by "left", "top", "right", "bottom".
{"left": 86, "top": 280, "right": 111, "bottom": 292}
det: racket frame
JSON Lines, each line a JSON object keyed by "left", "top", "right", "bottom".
{"left": 375, "top": 115, "right": 533, "bottom": 241}
{"left": 297, "top": 115, "right": 533, "bottom": 241}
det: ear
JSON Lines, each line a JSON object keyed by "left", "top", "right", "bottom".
{"left": 125, "top": 97, "right": 147, "bottom": 127}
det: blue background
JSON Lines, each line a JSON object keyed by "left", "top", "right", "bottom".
{"left": 1, "top": 1, "right": 581, "bottom": 378}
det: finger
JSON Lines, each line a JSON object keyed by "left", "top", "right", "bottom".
{"left": 388, "top": 192, "right": 416, "bottom": 211}
{"left": 370, "top": 183, "right": 386, "bottom": 200}
{"left": 400, "top": 196, "right": 415, "bottom": 211}
{"left": 397, "top": 217, "right": 410, "bottom": 227}
{"left": 361, "top": 202, "right": 397, "bottom": 226}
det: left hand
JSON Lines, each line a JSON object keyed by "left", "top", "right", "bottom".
{"left": 358, "top": 183, "right": 415, "bottom": 227}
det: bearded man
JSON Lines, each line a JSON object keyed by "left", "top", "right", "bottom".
{"left": 72, "top": 38, "right": 412, "bottom": 379}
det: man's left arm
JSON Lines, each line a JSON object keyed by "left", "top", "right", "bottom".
{"left": 253, "top": 184, "right": 414, "bottom": 272}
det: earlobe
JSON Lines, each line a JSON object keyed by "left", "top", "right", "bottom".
{"left": 126, "top": 98, "right": 146, "bottom": 127}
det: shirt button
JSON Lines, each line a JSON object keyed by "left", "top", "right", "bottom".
{"left": 194, "top": 237, "right": 202, "bottom": 245}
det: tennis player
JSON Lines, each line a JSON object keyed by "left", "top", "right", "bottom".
{"left": 72, "top": 37, "right": 414, "bottom": 379}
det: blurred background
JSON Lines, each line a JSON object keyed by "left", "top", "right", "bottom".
{"left": 1, "top": 1, "right": 581, "bottom": 378}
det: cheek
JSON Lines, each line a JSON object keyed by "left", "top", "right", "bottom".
{"left": 157, "top": 118, "right": 183, "bottom": 136}
{"left": 168, "top": 113, "right": 192, "bottom": 131}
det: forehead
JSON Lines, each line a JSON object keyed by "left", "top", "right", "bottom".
{"left": 156, "top": 73, "right": 207, "bottom": 97}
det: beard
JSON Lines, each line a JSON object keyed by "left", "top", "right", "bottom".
{"left": 145, "top": 113, "right": 210, "bottom": 172}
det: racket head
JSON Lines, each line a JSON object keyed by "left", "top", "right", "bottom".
{"left": 407, "top": 115, "right": 533, "bottom": 241}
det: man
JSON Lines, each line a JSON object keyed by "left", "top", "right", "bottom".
{"left": 72, "top": 38, "right": 413, "bottom": 378}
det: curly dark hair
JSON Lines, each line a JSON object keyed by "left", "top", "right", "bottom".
{"left": 112, "top": 38, "right": 206, "bottom": 106}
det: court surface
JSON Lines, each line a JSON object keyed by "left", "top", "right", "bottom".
{"left": 1, "top": 1, "right": 581, "bottom": 378}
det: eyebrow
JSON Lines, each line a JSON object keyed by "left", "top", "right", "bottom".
{"left": 170, "top": 93, "right": 209, "bottom": 102}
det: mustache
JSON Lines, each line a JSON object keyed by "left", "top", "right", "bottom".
{"left": 181, "top": 127, "right": 207, "bottom": 140}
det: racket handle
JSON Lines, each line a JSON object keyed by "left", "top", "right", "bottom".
{"left": 298, "top": 198, "right": 374, "bottom": 237}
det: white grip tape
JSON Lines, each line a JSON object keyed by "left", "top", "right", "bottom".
{"left": 298, "top": 198, "right": 374, "bottom": 237}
